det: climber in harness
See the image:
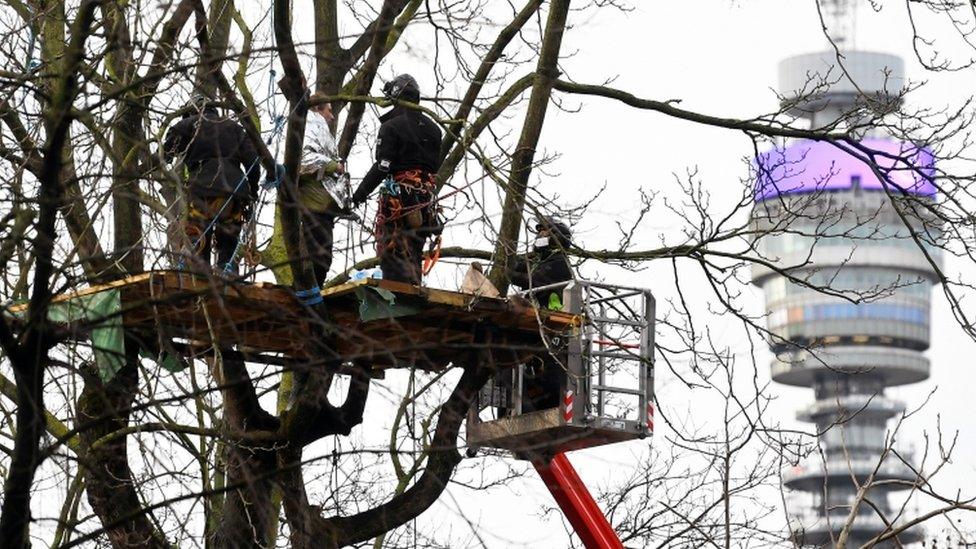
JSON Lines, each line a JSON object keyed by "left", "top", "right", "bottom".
{"left": 506, "top": 216, "right": 574, "bottom": 412}
{"left": 297, "top": 90, "right": 350, "bottom": 286}
{"left": 164, "top": 93, "right": 261, "bottom": 275}
{"left": 351, "top": 74, "right": 443, "bottom": 285}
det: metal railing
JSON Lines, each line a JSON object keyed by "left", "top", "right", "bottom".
{"left": 485, "top": 280, "right": 656, "bottom": 437}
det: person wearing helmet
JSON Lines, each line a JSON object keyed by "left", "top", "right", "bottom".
{"left": 164, "top": 94, "right": 261, "bottom": 275}
{"left": 505, "top": 216, "right": 574, "bottom": 412}
{"left": 351, "top": 74, "right": 443, "bottom": 285}
{"left": 507, "top": 216, "right": 574, "bottom": 308}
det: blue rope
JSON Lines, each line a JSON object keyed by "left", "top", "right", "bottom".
{"left": 15, "top": 27, "right": 39, "bottom": 111}
{"left": 295, "top": 286, "right": 323, "bottom": 306}
{"left": 177, "top": 156, "right": 261, "bottom": 272}
{"left": 24, "top": 27, "right": 37, "bottom": 72}
{"left": 222, "top": 109, "right": 289, "bottom": 274}
{"left": 179, "top": 1, "right": 282, "bottom": 274}
{"left": 381, "top": 176, "right": 400, "bottom": 196}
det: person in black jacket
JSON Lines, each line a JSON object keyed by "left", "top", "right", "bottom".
{"left": 351, "top": 74, "right": 442, "bottom": 285}
{"left": 164, "top": 95, "right": 261, "bottom": 275}
{"left": 507, "top": 216, "right": 574, "bottom": 308}
{"left": 506, "top": 216, "right": 575, "bottom": 412}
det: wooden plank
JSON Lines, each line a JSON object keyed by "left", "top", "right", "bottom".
{"left": 320, "top": 278, "right": 575, "bottom": 332}
{"left": 147, "top": 271, "right": 300, "bottom": 308}
{"left": 13, "top": 271, "right": 583, "bottom": 371}
{"left": 6, "top": 272, "right": 155, "bottom": 314}
{"left": 320, "top": 278, "right": 375, "bottom": 298}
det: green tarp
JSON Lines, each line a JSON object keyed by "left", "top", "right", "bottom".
{"left": 354, "top": 286, "right": 422, "bottom": 322}
{"left": 31, "top": 288, "right": 183, "bottom": 382}
{"left": 47, "top": 289, "right": 126, "bottom": 382}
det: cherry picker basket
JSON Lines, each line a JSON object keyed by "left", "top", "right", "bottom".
{"left": 466, "top": 280, "right": 655, "bottom": 457}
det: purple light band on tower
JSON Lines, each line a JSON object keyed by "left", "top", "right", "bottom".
{"left": 754, "top": 138, "right": 936, "bottom": 201}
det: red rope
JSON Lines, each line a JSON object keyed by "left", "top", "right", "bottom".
{"left": 593, "top": 339, "right": 641, "bottom": 349}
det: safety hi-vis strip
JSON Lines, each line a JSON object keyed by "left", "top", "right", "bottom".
{"left": 646, "top": 403, "right": 655, "bottom": 432}
{"left": 563, "top": 390, "right": 574, "bottom": 422}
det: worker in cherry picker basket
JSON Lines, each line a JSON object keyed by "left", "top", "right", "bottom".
{"left": 164, "top": 93, "right": 261, "bottom": 275}
{"left": 507, "top": 216, "right": 574, "bottom": 309}
{"left": 506, "top": 216, "right": 575, "bottom": 411}
{"left": 350, "top": 74, "right": 443, "bottom": 285}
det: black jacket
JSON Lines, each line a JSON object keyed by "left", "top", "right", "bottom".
{"left": 508, "top": 247, "right": 574, "bottom": 305}
{"left": 164, "top": 109, "right": 261, "bottom": 200}
{"left": 353, "top": 106, "right": 442, "bottom": 204}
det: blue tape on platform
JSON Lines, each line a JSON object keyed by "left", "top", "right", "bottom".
{"left": 296, "top": 286, "right": 323, "bottom": 306}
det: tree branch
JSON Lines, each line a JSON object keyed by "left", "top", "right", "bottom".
{"left": 487, "top": 0, "right": 572, "bottom": 293}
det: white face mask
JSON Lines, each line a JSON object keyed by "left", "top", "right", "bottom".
{"left": 533, "top": 236, "right": 549, "bottom": 249}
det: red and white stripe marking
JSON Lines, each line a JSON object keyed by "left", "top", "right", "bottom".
{"left": 646, "top": 402, "right": 655, "bottom": 432}
{"left": 563, "top": 390, "right": 574, "bottom": 422}
{"left": 593, "top": 339, "right": 641, "bottom": 349}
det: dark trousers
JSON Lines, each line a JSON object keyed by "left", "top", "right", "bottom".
{"left": 186, "top": 194, "right": 245, "bottom": 274}
{"left": 495, "top": 353, "right": 564, "bottom": 418}
{"left": 300, "top": 209, "right": 335, "bottom": 287}
{"left": 378, "top": 227, "right": 424, "bottom": 285}
{"left": 521, "top": 354, "right": 564, "bottom": 412}
{"left": 376, "top": 175, "right": 436, "bottom": 285}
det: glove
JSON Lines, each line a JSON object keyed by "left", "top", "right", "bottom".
{"left": 262, "top": 163, "right": 286, "bottom": 190}
{"left": 335, "top": 196, "right": 356, "bottom": 220}
{"left": 337, "top": 210, "right": 360, "bottom": 222}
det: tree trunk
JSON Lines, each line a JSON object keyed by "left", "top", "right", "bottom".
{"left": 487, "top": 0, "right": 572, "bottom": 294}
{"left": 77, "top": 354, "right": 169, "bottom": 548}
{"left": 438, "top": 0, "right": 545, "bottom": 162}
{"left": 197, "top": 0, "right": 234, "bottom": 95}
{"left": 211, "top": 355, "right": 280, "bottom": 548}
{"left": 317, "top": 348, "right": 494, "bottom": 547}
{"left": 335, "top": 0, "right": 404, "bottom": 159}
{"left": 0, "top": 2, "right": 101, "bottom": 545}
{"left": 0, "top": 350, "right": 46, "bottom": 549}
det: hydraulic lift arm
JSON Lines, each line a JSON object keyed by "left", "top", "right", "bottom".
{"left": 533, "top": 452, "right": 624, "bottom": 549}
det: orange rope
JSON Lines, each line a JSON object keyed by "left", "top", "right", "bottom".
{"left": 422, "top": 235, "right": 442, "bottom": 275}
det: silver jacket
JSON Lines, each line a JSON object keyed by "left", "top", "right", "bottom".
{"left": 300, "top": 112, "right": 351, "bottom": 206}
{"left": 300, "top": 113, "right": 338, "bottom": 177}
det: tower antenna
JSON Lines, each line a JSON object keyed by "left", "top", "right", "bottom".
{"left": 822, "top": 0, "right": 857, "bottom": 49}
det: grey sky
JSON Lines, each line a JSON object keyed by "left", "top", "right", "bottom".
{"left": 407, "top": 1, "right": 976, "bottom": 545}
{"left": 236, "top": 1, "right": 976, "bottom": 545}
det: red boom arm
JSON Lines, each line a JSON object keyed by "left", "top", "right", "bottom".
{"left": 533, "top": 453, "right": 624, "bottom": 549}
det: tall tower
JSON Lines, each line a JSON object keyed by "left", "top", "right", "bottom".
{"left": 750, "top": 2, "right": 939, "bottom": 545}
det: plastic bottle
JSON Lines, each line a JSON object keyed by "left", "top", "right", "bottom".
{"left": 349, "top": 267, "right": 383, "bottom": 280}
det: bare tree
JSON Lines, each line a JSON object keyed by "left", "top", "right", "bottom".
{"left": 0, "top": 1, "right": 974, "bottom": 548}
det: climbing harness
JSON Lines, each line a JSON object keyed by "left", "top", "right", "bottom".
{"left": 375, "top": 170, "right": 442, "bottom": 256}
{"left": 176, "top": 155, "right": 260, "bottom": 272}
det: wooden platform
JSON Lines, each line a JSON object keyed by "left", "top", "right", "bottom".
{"left": 12, "top": 271, "right": 579, "bottom": 370}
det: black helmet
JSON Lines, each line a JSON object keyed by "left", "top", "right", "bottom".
{"left": 382, "top": 73, "right": 420, "bottom": 102}
{"left": 185, "top": 93, "right": 216, "bottom": 115}
{"left": 535, "top": 216, "right": 572, "bottom": 247}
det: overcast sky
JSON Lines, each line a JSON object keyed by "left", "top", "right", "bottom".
{"left": 410, "top": 2, "right": 976, "bottom": 545}
{"left": 260, "top": 1, "right": 976, "bottom": 545}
